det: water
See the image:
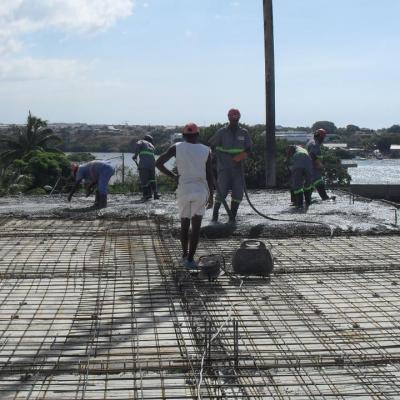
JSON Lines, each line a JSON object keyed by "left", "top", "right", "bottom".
{"left": 69, "top": 152, "right": 175, "bottom": 175}
{"left": 343, "top": 159, "right": 400, "bottom": 184}
{"left": 70, "top": 153, "right": 400, "bottom": 185}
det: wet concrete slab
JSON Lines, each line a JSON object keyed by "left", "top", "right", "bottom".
{"left": 0, "top": 189, "right": 399, "bottom": 237}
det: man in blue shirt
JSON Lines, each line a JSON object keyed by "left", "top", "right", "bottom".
{"left": 68, "top": 160, "right": 115, "bottom": 208}
{"left": 208, "top": 109, "right": 252, "bottom": 223}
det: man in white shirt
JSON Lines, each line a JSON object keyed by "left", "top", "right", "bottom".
{"left": 156, "top": 123, "right": 214, "bottom": 269}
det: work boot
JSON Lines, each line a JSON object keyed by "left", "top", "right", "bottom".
{"left": 304, "top": 190, "right": 312, "bottom": 207}
{"left": 141, "top": 186, "right": 151, "bottom": 201}
{"left": 295, "top": 193, "right": 304, "bottom": 209}
{"left": 316, "top": 185, "right": 330, "bottom": 201}
{"left": 290, "top": 190, "right": 296, "bottom": 206}
{"left": 150, "top": 181, "right": 159, "bottom": 199}
{"left": 98, "top": 194, "right": 107, "bottom": 209}
{"left": 212, "top": 202, "right": 221, "bottom": 222}
{"left": 229, "top": 202, "right": 240, "bottom": 223}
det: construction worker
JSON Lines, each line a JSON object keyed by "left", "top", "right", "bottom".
{"left": 208, "top": 108, "right": 252, "bottom": 223}
{"left": 156, "top": 123, "right": 213, "bottom": 269}
{"left": 306, "top": 128, "right": 330, "bottom": 200}
{"left": 133, "top": 134, "right": 160, "bottom": 201}
{"left": 68, "top": 160, "right": 115, "bottom": 208}
{"left": 287, "top": 145, "right": 313, "bottom": 209}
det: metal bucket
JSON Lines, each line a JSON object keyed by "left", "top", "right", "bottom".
{"left": 232, "top": 240, "right": 274, "bottom": 276}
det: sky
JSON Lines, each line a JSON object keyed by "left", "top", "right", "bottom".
{"left": 0, "top": 0, "right": 399, "bottom": 129}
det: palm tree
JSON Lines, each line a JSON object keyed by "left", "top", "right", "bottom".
{"left": 0, "top": 111, "right": 61, "bottom": 166}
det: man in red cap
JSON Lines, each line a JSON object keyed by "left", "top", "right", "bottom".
{"left": 156, "top": 123, "right": 213, "bottom": 270}
{"left": 306, "top": 128, "right": 331, "bottom": 200}
{"left": 208, "top": 108, "right": 252, "bottom": 222}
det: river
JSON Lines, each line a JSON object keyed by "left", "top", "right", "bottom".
{"left": 80, "top": 153, "right": 399, "bottom": 185}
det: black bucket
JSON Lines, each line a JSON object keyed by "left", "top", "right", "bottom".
{"left": 198, "top": 255, "right": 223, "bottom": 281}
{"left": 232, "top": 240, "right": 274, "bottom": 276}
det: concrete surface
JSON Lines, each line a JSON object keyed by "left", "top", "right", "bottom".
{"left": 0, "top": 189, "right": 399, "bottom": 237}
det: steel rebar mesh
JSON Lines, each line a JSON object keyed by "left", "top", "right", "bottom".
{"left": 0, "top": 217, "right": 399, "bottom": 399}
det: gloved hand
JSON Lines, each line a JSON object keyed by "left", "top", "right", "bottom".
{"left": 232, "top": 152, "right": 248, "bottom": 162}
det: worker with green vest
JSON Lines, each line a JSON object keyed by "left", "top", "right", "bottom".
{"left": 287, "top": 145, "right": 313, "bottom": 209}
{"left": 306, "top": 128, "right": 330, "bottom": 200}
{"left": 208, "top": 108, "right": 252, "bottom": 222}
{"left": 133, "top": 135, "right": 160, "bottom": 201}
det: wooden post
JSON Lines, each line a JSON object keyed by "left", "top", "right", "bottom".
{"left": 263, "top": 0, "right": 276, "bottom": 187}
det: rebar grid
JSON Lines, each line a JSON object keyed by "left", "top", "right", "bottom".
{"left": 0, "top": 217, "right": 399, "bottom": 399}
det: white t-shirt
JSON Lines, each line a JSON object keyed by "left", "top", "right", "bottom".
{"left": 175, "top": 141, "right": 210, "bottom": 217}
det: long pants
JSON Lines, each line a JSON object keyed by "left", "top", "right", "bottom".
{"left": 97, "top": 164, "right": 115, "bottom": 195}
{"left": 312, "top": 167, "right": 324, "bottom": 188}
{"left": 291, "top": 167, "right": 313, "bottom": 195}
{"left": 215, "top": 168, "right": 244, "bottom": 204}
{"left": 139, "top": 168, "right": 157, "bottom": 196}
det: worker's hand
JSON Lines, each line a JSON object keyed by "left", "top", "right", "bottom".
{"left": 232, "top": 152, "right": 248, "bottom": 162}
{"left": 207, "top": 194, "right": 214, "bottom": 209}
{"left": 315, "top": 159, "right": 324, "bottom": 169}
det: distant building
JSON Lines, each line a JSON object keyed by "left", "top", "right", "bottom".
{"left": 171, "top": 133, "right": 183, "bottom": 144}
{"left": 390, "top": 144, "right": 400, "bottom": 157}
{"left": 324, "top": 143, "right": 347, "bottom": 149}
{"left": 275, "top": 131, "right": 311, "bottom": 143}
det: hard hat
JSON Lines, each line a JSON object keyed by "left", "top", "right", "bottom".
{"left": 314, "top": 128, "right": 327, "bottom": 138}
{"left": 144, "top": 134, "right": 153, "bottom": 144}
{"left": 183, "top": 123, "right": 200, "bottom": 134}
{"left": 228, "top": 108, "right": 241, "bottom": 120}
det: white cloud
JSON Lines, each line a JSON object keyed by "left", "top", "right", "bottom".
{"left": 0, "top": 57, "right": 86, "bottom": 81}
{"left": 0, "top": 0, "right": 136, "bottom": 55}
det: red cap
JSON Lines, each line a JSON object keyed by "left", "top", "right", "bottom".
{"left": 314, "top": 128, "right": 327, "bottom": 138}
{"left": 183, "top": 123, "right": 200, "bottom": 134}
{"left": 228, "top": 108, "right": 241, "bottom": 120}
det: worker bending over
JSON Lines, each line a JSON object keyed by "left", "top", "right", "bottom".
{"left": 133, "top": 134, "right": 160, "bottom": 201}
{"left": 306, "top": 128, "right": 331, "bottom": 201}
{"left": 287, "top": 145, "right": 313, "bottom": 210}
{"left": 68, "top": 160, "right": 115, "bottom": 209}
{"left": 156, "top": 123, "right": 213, "bottom": 269}
{"left": 208, "top": 108, "right": 252, "bottom": 223}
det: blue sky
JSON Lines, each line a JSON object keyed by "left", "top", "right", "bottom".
{"left": 0, "top": 0, "right": 399, "bottom": 128}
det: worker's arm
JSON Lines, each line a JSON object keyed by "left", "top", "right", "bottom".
{"left": 232, "top": 150, "right": 249, "bottom": 162}
{"left": 233, "top": 130, "right": 252, "bottom": 162}
{"left": 155, "top": 145, "right": 178, "bottom": 182}
{"left": 205, "top": 152, "right": 214, "bottom": 209}
{"left": 85, "top": 182, "right": 97, "bottom": 197}
{"left": 132, "top": 141, "right": 141, "bottom": 161}
{"left": 67, "top": 179, "right": 83, "bottom": 202}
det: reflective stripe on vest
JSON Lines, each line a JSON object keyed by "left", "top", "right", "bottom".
{"left": 140, "top": 150, "right": 155, "bottom": 157}
{"left": 216, "top": 146, "right": 244, "bottom": 155}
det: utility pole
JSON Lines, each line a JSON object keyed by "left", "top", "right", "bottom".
{"left": 263, "top": 0, "right": 276, "bottom": 187}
